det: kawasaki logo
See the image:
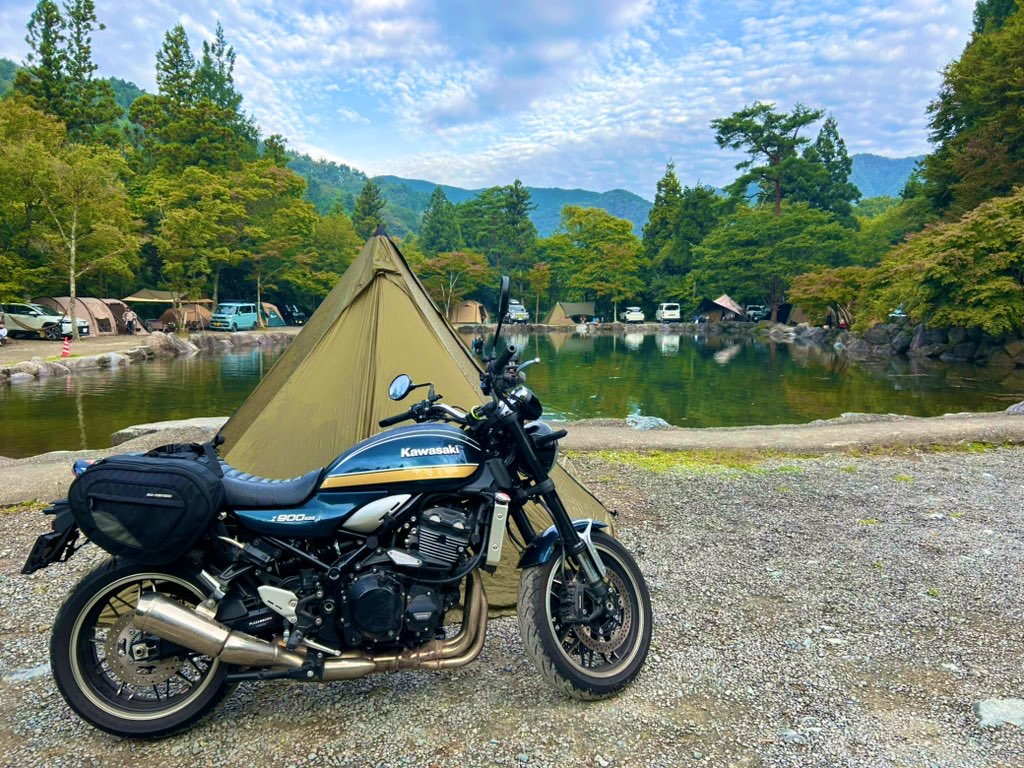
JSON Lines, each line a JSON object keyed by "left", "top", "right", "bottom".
{"left": 400, "top": 445, "right": 461, "bottom": 458}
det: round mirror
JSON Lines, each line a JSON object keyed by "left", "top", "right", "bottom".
{"left": 388, "top": 374, "right": 413, "bottom": 401}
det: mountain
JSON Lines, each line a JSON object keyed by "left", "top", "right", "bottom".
{"left": 850, "top": 153, "right": 923, "bottom": 198}
{"left": 0, "top": 57, "right": 17, "bottom": 98}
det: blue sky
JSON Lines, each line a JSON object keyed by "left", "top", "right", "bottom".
{"left": 0, "top": 1, "right": 976, "bottom": 198}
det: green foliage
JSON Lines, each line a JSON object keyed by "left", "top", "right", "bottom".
{"left": 547, "top": 206, "right": 644, "bottom": 319}
{"left": 711, "top": 101, "right": 824, "bottom": 215}
{"left": 864, "top": 187, "right": 1024, "bottom": 335}
{"left": 287, "top": 153, "right": 366, "bottom": 214}
{"left": 855, "top": 196, "right": 901, "bottom": 219}
{"left": 457, "top": 181, "right": 538, "bottom": 271}
{"left": 527, "top": 261, "right": 552, "bottom": 320}
{"left": 786, "top": 116, "right": 861, "bottom": 225}
{"left": 352, "top": 179, "right": 385, "bottom": 239}
{"left": 789, "top": 266, "right": 873, "bottom": 326}
{"left": 693, "top": 203, "right": 854, "bottom": 316}
{"left": 419, "top": 186, "right": 463, "bottom": 255}
{"left": 923, "top": 8, "right": 1024, "bottom": 215}
{"left": 416, "top": 251, "right": 493, "bottom": 315}
{"left": 106, "top": 76, "right": 144, "bottom": 116}
{"left": 0, "top": 58, "right": 17, "bottom": 97}
{"left": 974, "top": 0, "right": 1018, "bottom": 32}
{"left": 648, "top": 184, "right": 721, "bottom": 302}
{"left": 854, "top": 196, "right": 936, "bottom": 265}
{"left": 642, "top": 163, "right": 682, "bottom": 262}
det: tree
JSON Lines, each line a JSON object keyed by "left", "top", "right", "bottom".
{"left": 14, "top": 1, "right": 67, "bottom": 120}
{"left": 352, "top": 179, "right": 385, "bottom": 239}
{"left": 419, "top": 186, "right": 462, "bottom": 255}
{"left": 61, "top": 0, "right": 119, "bottom": 142}
{"left": 549, "top": 206, "right": 644, "bottom": 320}
{"left": 155, "top": 25, "right": 196, "bottom": 109}
{"left": 864, "top": 187, "right": 1024, "bottom": 335}
{"left": 692, "top": 203, "right": 853, "bottom": 321}
{"left": 788, "top": 266, "right": 873, "bottom": 327}
{"left": 30, "top": 144, "right": 142, "bottom": 339}
{"left": 711, "top": 101, "right": 824, "bottom": 216}
{"left": 287, "top": 204, "right": 361, "bottom": 300}
{"left": 786, "top": 116, "right": 861, "bottom": 225}
{"left": 262, "top": 134, "right": 289, "bottom": 167}
{"left": 642, "top": 162, "right": 682, "bottom": 262}
{"left": 416, "top": 251, "right": 492, "bottom": 315}
{"left": 527, "top": 261, "right": 552, "bottom": 321}
{"left": 457, "top": 181, "right": 537, "bottom": 269}
{"left": 649, "top": 183, "right": 721, "bottom": 300}
{"left": 974, "top": 0, "right": 1018, "bottom": 33}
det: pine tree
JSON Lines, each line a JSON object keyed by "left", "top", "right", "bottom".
{"left": 787, "top": 116, "right": 861, "bottom": 225}
{"left": 352, "top": 179, "right": 385, "bottom": 239}
{"left": 642, "top": 162, "right": 682, "bottom": 262}
{"left": 14, "top": 1, "right": 68, "bottom": 119}
{"left": 156, "top": 24, "right": 196, "bottom": 108}
{"left": 419, "top": 186, "right": 462, "bottom": 255}
{"left": 61, "top": 0, "right": 119, "bottom": 142}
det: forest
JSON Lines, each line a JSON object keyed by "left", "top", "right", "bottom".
{"left": 1, "top": 0, "right": 1021, "bottom": 333}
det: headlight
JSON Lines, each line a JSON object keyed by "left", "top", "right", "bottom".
{"left": 525, "top": 420, "right": 559, "bottom": 472}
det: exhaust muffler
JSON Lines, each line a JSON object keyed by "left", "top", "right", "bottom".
{"left": 133, "top": 572, "right": 489, "bottom": 680}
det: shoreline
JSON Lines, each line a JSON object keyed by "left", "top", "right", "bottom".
{"left": 3, "top": 408, "right": 1024, "bottom": 507}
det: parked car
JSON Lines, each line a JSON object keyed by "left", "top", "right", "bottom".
{"left": 655, "top": 302, "right": 681, "bottom": 322}
{"left": 209, "top": 302, "right": 260, "bottom": 332}
{"left": 280, "top": 304, "right": 308, "bottom": 326}
{"left": 0, "top": 302, "right": 90, "bottom": 339}
{"left": 745, "top": 304, "right": 770, "bottom": 322}
{"left": 506, "top": 299, "right": 530, "bottom": 324}
{"left": 621, "top": 306, "right": 645, "bottom": 323}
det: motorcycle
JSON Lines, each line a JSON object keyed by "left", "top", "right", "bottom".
{"left": 22, "top": 276, "right": 652, "bottom": 739}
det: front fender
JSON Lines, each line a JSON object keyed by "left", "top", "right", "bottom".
{"left": 517, "top": 519, "right": 608, "bottom": 569}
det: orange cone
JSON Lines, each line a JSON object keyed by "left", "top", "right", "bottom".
{"left": 62, "top": 336, "right": 70, "bottom": 357}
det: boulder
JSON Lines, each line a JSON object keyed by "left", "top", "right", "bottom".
{"left": 1005, "top": 338, "right": 1024, "bottom": 359}
{"left": 768, "top": 325, "right": 795, "bottom": 342}
{"left": 908, "top": 343, "right": 949, "bottom": 358}
{"left": 147, "top": 332, "right": 179, "bottom": 356}
{"left": 953, "top": 341, "right": 978, "bottom": 360}
{"left": 802, "top": 327, "right": 825, "bottom": 344}
{"left": 35, "top": 360, "right": 70, "bottom": 377}
{"left": 973, "top": 699, "right": 1024, "bottom": 728}
{"left": 111, "top": 416, "right": 231, "bottom": 446}
{"left": 12, "top": 361, "right": 41, "bottom": 378}
{"left": 891, "top": 329, "right": 914, "bottom": 355}
{"left": 8, "top": 372, "right": 35, "bottom": 384}
{"left": 985, "top": 349, "right": 1015, "bottom": 367}
{"left": 844, "top": 338, "right": 873, "bottom": 360}
{"left": 947, "top": 327, "right": 969, "bottom": 346}
{"left": 625, "top": 414, "right": 671, "bottom": 431}
{"left": 1005, "top": 401, "right": 1024, "bottom": 415}
{"left": 863, "top": 325, "right": 893, "bottom": 345}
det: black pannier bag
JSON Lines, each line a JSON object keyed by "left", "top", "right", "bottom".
{"left": 68, "top": 445, "right": 224, "bottom": 565}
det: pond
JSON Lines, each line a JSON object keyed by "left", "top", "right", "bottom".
{"left": 2, "top": 331, "right": 1024, "bottom": 459}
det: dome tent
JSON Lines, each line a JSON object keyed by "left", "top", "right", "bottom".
{"left": 32, "top": 296, "right": 118, "bottom": 336}
{"left": 219, "top": 231, "right": 614, "bottom": 610}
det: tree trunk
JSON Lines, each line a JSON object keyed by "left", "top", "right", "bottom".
{"left": 535, "top": 293, "right": 540, "bottom": 324}
{"left": 613, "top": 299, "right": 618, "bottom": 323}
{"left": 774, "top": 178, "right": 782, "bottom": 217}
{"left": 69, "top": 216, "right": 79, "bottom": 342}
{"left": 256, "top": 272, "right": 264, "bottom": 329}
{"left": 212, "top": 268, "right": 221, "bottom": 308}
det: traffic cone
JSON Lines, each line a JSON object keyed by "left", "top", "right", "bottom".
{"left": 61, "top": 336, "right": 70, "bottom": 357}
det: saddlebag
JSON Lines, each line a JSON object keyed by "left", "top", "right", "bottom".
{"left": 68, "top": 451, "right": 224, "bottom": 564}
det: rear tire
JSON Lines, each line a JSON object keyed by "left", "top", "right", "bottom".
{"left": 518, "top": 531, "right": 652, "bottom": 700}
{"left": 50, "top": 558, "right": 231, "bottom": 739}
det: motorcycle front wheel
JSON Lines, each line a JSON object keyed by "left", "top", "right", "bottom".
{"left": 518, "top": 531, "right": 652, "bottom": 699}
{"left": 50, "top": 559, "right": 231, "bottom": 739}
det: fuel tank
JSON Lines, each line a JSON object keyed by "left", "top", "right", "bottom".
{"left": 319, "top": 424, "right": 483, "bottom": 492}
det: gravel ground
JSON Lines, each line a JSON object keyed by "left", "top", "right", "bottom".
{"left": 1, "top": 448, "right": 1023, "bottom": 767}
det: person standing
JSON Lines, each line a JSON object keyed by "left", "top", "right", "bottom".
{"left": 0, "top": 318, "right": 7, "bottom": 345}
{"left": 123, "top": 308, "right": 139, "bottom": 335}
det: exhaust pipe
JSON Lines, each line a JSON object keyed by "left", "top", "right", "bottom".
{"left": 133, "top": 572, "right": 489, "bottom": 681}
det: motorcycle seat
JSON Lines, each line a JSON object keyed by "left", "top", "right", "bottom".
{"left": 219, "top": 463, "right": 323, "bottom": 508}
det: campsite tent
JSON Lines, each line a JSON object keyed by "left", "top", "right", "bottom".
{"left": 33, "top": 296, "right": 118, "bottom": 336}
{"left": 695, "top": 294, "right": 745, "bottom": 323}
{"left": 449, "top": 300, "right": 488, "bottom": 325}
{"left": 261, "top": 302, "right": 286, "bottom": 328}
{"left": 101, "top": 299, "right": 149, "bottom": 334}
{"left": 220, "top": 231, "right": 614, "bottom": 609}
{"left": 122, "top": 289, "right": 213, "bottom": 305}
{"left": 159, "top": 303, "right": 213, "bottom": 330}
{"left": 545, "top": 301, "right": 596, "bottom": 325}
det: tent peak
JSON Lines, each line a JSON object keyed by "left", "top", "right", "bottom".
{"left": 373, "top": 224, "right": 389, "bottom": 237}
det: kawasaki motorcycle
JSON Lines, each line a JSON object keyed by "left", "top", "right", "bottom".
{"left": 23, "top": 277, "right": 652, "bottom": 739}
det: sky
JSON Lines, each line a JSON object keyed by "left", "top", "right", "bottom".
{"left": 0, "top": 0, "right": 977, "bottom": 199}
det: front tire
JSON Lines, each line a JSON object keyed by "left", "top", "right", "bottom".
{"left": 518, "top": 531, "right": 652, "bottom": 700}
{"left": 50, "top": 559, "right": 231, "bottom": 739}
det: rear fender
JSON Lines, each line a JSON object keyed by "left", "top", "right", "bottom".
{"left": 517, "top": 519, "right": 608, "bottom": 569}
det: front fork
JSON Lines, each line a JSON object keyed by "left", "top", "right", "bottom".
{"left": 500, "top": 413, "right": 611, "bottom": 604}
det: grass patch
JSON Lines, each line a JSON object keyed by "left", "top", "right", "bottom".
{"left": 584, "top": 449, "right": 814, "bottom": 475}
{"left": 858, "top": 517, "right": 880, "bottom": 526}
{"left": 894, "top": 474, "right": 914, "bottom": 483}
{"left": 44, "top": 354, "right": 81, "bottom": 361}
{"left": 1, "top": 500, "right": 41, "bottom": 516}
{"left": 840, "top": 465, "right": 858, "bottom": 473}
{"left": 926, "top": 587, "right": 941, "bottom": 598}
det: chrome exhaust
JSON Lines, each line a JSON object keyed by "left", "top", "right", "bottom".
{"left": 133, "top": 572, "right": 489, "bottom": 681}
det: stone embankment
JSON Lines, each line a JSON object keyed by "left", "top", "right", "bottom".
{"left": 0, "top": 330, "right": 292, "bottom": 386}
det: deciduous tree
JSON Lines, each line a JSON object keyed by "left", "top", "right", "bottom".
{"left": 417, "top": 251, "right": 492, "bottom": 315}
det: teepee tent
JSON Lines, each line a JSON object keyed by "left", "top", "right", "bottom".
{"left": 545, "top": 301, "right": 596, "bottom": 325}
{"left": 220, "top": 231, "right": 614, "bottom": 609}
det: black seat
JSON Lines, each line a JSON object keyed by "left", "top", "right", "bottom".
{"left": 220, "top": 463, "right": 322, "bottom": 508}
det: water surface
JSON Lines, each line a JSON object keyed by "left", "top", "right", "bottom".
{"left": 3, "top": 332, "right": 1023, "bottom": 459}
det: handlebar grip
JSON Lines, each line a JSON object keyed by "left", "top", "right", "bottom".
{"left": 378, "top": 411, "right": 412, "bottom": 428}
{"left": 490, "top": 344, "right": 517, "bottom": 374}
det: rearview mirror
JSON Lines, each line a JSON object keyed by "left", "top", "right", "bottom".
{"left": 388, "top": 374, "right": 413, "bottom": 401}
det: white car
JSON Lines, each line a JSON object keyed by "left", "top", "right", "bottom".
{"left": 0, "top": 302, "right": 90, "bottom": 339}
{"left": 505, "top": 300, "right": 530, "bottom": 324}
{"left": 655, "top": 302, "right": 681, "bottom": 322}
{"left": 621, "top": 306, "right": 645, "bottom": 323}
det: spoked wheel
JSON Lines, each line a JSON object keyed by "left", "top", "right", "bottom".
{"left": 50, "top": 559, "right": 231, "bottom": 738}
{"left": 518, "top": 531, "right": 652, "bottom": 699}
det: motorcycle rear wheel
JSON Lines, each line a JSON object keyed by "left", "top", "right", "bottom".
{"left": 50, "top": 558, "right": 231, "bottom": 739}
{"left": 518, "top": 531, "right": 652, "bottom": 699}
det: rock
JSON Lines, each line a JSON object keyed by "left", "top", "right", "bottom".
{"left": 985, "top": 349, "right": 1015, "bottom": 367}
{"left": 844, "top": 339, "right": 873, "bottom": 360}
{"left": 768, "top": 326, "right": 795, "bottom": 342}
{"left": 110, "top": 417, "right": 230, "bottom": 446}
{"left": 863, "top": 325, "right": 892, "bottom": 345}
{"left": 891, "top": 329, "right": 914, "bottom": 354}
{"left": 96, "top": 352, "right": 129, "bottom": 368}
{"left": 13, "top": 361, "right": 41, "bottom": 377}
{"left": 973, "top": 699, "right": 1024, "bottom": 728}
{"left": 1006, "top": 401, "right": 1024, "bottom": 415}
{"left": 1004, "top": 339, "right": 1024, "bottom": 358}
{"left": 7, "top": 372, "right": 35, "bottom": 384}
{"left": 947, "top": 327, "right": 968, "bottom": 346}
{"left": 147, "top": 332, "right": 178, "bottom": 356}
{"left": 626, "top": 414, "right": 671, "bottom": 431}
{"left": 833, "top": 340, "right": 846, "bottom": 351}
{"left": 953, "top": 342, "right": 978, "bottom": 359}
{"left": 909, "top": 343, "right": 949, "bottom": 358}
{"left": 940, "top": 663, "right": 960, "bottom": 673}
{"left": 803, "top": 327, "right": 825, "bottom": 343}
{"left": 779, "top": 729, "right": 806, "bottom": 745}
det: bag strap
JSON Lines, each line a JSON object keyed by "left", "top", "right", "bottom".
{"left": 201, "top": 440, "right": 224, "bottom": 477}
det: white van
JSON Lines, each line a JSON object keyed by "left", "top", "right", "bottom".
{"left": 655, "top": 303, "right": 681, "bottom": 322}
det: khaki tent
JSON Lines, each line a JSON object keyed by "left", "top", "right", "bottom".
{"left": 449, "top": 300, "right": 488, "bottom": 325}
{"left": 159, "top": 303, "right": 213, "bottom": 330}
{"left": 695, "top": 294, "right": 744, "bottom": 323}
{"left": 122, "top": 289, "right": 213, "bottom": 304}
{"left": 33, "top": 296, "right": 118, "bottom": 336}
{"left": 220, "top": 232, "right": 613, "bottom": 609}
{"left": 101, "top": 299, "right": 149, "bottom": 335}
{"left": 261, "top": 302, "right": 286, "bottom": 328}
{"left": 545, "top": 301, "right": 596, "bottom": 325}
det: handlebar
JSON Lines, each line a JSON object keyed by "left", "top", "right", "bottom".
{"left": 489, "top": 344, "right": 517, "bottom": 375}
{"left": 378, "top": 410, "right": 414, "bottom": 428}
